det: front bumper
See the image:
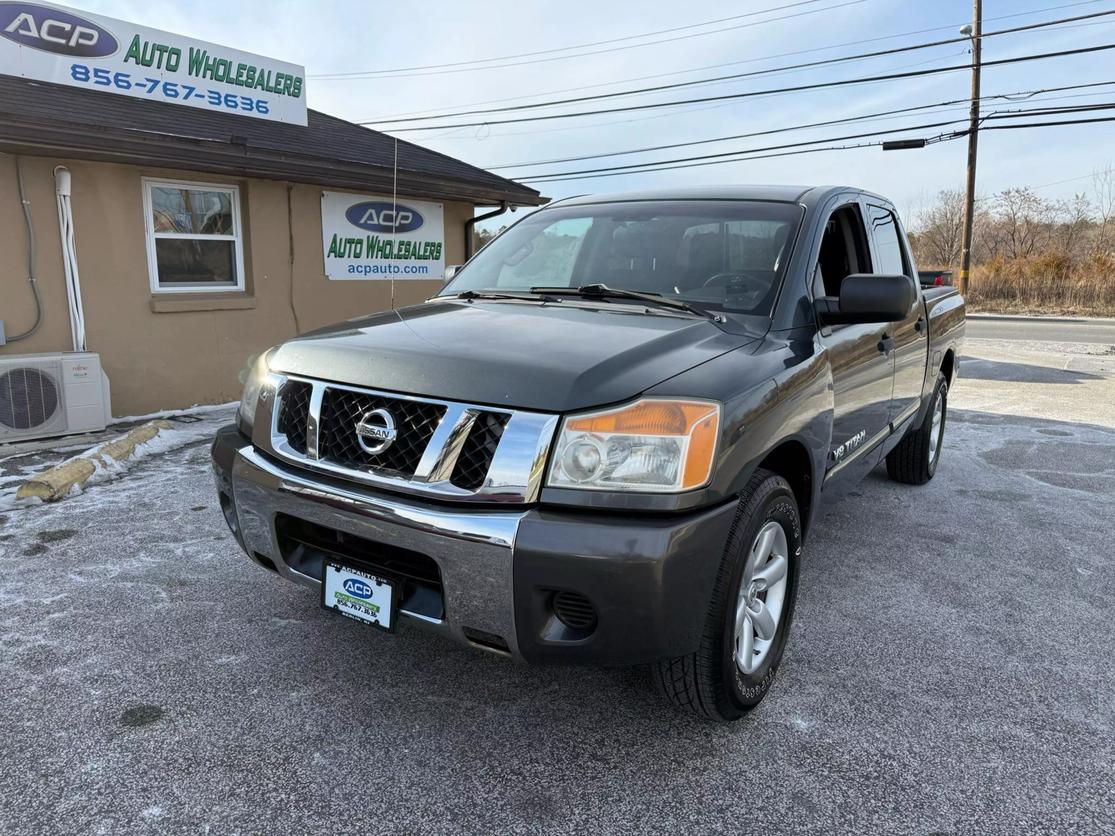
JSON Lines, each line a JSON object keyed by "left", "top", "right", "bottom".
{"left": 212, "top": 424, "right": 737, "bottom": 665}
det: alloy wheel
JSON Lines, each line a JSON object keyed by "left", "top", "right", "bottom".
{"left": 929, "top": 393, "right": 945, "bottom": 465}
{"left": 734, "top": 520, "right": 789, "bottom": 674}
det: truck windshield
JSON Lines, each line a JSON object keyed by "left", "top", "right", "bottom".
{"left": 441, "top": 200, "right": 803, "bottom": 315}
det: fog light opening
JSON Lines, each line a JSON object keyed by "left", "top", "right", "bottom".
{"left": 551, "top": 590, "right": 598, "bottom": 633}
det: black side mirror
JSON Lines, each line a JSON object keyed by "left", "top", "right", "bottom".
{"left": 815, "top": 273, "right": 915, "bottom": 325}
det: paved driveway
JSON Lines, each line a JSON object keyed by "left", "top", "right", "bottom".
{"left": 1, "top": 338, "right": 1113, "bottom": 834}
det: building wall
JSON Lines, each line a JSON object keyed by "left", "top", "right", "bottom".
{"left": 0, "top": 153, "right": 471, "bottom": 415}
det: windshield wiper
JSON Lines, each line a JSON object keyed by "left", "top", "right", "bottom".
{"left": 455, "top": 289, "right": 562, "bottom": 304}
{"left": 529, "top": 283, "right": 723, "bottom": 322}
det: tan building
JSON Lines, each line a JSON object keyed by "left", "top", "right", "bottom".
{"left": 0, "top": 74, "right": 543, "bottom": 418}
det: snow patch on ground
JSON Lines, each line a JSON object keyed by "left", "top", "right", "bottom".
{"left": 110, "top": 401, "right": 237, "bottom": 426}
{"left": 0, "top": 408, "right": 233, "bottom": 513}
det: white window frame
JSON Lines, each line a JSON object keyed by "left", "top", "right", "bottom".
{"left": 142, "top": 177, "right": 246, "bottom": 294}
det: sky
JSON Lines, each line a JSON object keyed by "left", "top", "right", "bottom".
{"left": 75, "top": 0, "right": 1115, "bottom": 224}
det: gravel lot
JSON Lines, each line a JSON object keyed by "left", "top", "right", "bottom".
{"left": 1, "top": 338, "right": 1113, "bottom": 835}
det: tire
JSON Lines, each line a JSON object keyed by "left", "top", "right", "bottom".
{"left": 654, "top": 468, "right": 802, "bottom": 721}
{"left": 886, "top": 373, "right": 948, "bottom": 485}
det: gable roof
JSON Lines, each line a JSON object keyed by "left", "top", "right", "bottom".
{"left": 0, "top": 75, "right": 545, "bottom": 206}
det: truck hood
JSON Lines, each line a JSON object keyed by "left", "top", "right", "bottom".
{"left": 269, "top": 299, "right": 762, "bottom": 413}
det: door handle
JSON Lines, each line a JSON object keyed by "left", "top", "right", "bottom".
{"left": 877, "top": 335, "right": 896, "bottom": 354}
{"left": 914, "top": 317, "right": 926, "bottom": 334}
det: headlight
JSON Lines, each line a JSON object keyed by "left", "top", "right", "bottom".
{"left": 237, "top": 350, "right": 275, "bottom": 435}
{"left": 547, "top": 399, "right": 720, "bottom": 493}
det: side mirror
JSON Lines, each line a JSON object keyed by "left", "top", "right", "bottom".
{"left": 444, "top": 264, "right": 462, "bottom": 281}
{"left": 815, "top": 273, "right": 915, "bottom": 325}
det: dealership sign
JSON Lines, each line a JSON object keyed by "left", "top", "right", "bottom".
{"left": 322, "top": 191, "right": 445, "bottom": 281}
{"left": 0, "top": 1, "right": 306, "bottom": 124}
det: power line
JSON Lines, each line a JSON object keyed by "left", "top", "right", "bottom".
{"left": 1031, "top": 169, "right": 1113, "bottom": 189}
{"left": 984, "top": 114, "right": 1115, "bottom": 131}
{"left": 518, "top": 106, "right": 1115, "bottom": 183}
{"left": 526, "top": 141, "right": 909, "bottom": 183}
{"left": 512, "top": 102, "right": 1115, "bottom": 182}
{"left": 985, "top": 100, "right": 1115, "bottom": 119}
{"left": 311, "top": 0, "right": 861, "bottom": 80}
{"left": 310, "top": 0, "right": 826, "bottom": 78}
{"left": 367, "top": 9, "right": 1115, "bottom": 126}
{"left": 485, "top": 80, "right": 1115, "bottom": 170}
{"left": 519, "top": 119, "right": 971, "bottom": 180}
{"left": 355, "top": 0, "right": 1109, "bottom": 119}
{"left": 444, "top": 39, "right": 1115, "bottom": 145}
{"left": 491, "top": 102, "right": 975, "bottom": 170}
{"left": 419, "top": 44, "right": 971, "bottom": 142}
{"left": 368, "top": 42, "right": 1115, "bottom": 132}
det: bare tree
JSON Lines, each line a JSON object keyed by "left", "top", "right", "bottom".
{"left": 1052, "top": 193, "right": 1093, "bottom": 255}
{"left": 1092, "top": 166, "right": 1115, "bottom": 252}
{"left": 909, "top": 188, "right": 967, "bottom": 267}
{"left": 987, "top": 188, "right": 1052, "bottom": 260}
{"left": 908, "top": 189, "right": 997, "bottom": 267}
{"left": 903, "top": 168, "right": 1115, "bottom": 312}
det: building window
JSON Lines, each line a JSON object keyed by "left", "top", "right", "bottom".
{"left": 143, "top": 178, "right": 245, "bottom": 293}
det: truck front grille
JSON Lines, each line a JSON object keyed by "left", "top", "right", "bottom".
{"left": 265, "top": 375, "right": 556, "bottom": 503}
{"left": 318, "top": 389, "right": 445, "bottom": 478}
{"left": 451, "top": 411, "right": 510, "bottom": 490}
{"left": 276, "top": 380, "right": 312, "bottom": 454}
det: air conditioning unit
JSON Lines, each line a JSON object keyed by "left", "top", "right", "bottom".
{"left": 0, "top": 352, "right": 111, "bottom": 444}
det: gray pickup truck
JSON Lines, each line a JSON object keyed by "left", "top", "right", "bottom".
{"left": 212, "top": 185, "right": 964, "bottom": 721}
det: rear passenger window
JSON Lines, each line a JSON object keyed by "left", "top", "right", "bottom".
{"left": 868, "top": 206, "right": 909, "bottom": 277}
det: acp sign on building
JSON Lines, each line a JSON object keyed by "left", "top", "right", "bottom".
{"left": 321, "top": 192, "right": 446, "bottom": 281}
{"left": 0, "top": 1, "right": 306, "bottom": 124}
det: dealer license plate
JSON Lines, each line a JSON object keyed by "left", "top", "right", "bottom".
{"left": 321, "top": 562, "right": 396, "bottom": 631}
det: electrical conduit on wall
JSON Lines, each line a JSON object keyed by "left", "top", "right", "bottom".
{"left": 54, "top": 167, "right": 87, "bottom": 352}
{"left": 5, "top": 155, "right": 44, "bottom": 344}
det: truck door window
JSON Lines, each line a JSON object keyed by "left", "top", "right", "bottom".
{"left": 815, "top": 204, "right": 871, "bottom": 298}
{"left": 867, "top": 206, "right": 911, "bottom": 277}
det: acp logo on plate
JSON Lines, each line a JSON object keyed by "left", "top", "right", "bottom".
{"left": 343, "top": 578, "right": 373, "bottom": 600}
{"left": 0, "top": 2, "right": 118, "bottom": 57}
{"left": 345, "top": 201, "right": 424, "bottom": 234}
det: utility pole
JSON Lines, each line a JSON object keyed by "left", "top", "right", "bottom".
{"left": 958, "top": 0, "right": 982, "bottom": 296}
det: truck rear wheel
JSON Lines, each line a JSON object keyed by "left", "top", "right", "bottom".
{"left": 654, "top": 469, "right": 801, "bottom": 721}
{"left": 886, "top": 373, "right": 948, "bottom": 485}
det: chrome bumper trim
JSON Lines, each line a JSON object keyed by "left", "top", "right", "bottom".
{"left": 231, "top": 444, "right": 527, "bottom": 656}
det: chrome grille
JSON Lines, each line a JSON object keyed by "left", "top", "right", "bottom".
{"left": 318, "top": 389, "right": 445, "bottom": 478}
{"left": 276, "top": 380, "right": 312, "bottom": 455}
{"left": 261, "top": 374, "right": 558, "bottom": 504}
{"left": 451, "top": 412, "right": 509, "bottom": 490}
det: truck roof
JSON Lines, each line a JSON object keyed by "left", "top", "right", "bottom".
{"left": 551, "top": 185, "right": 885, "bottom": 208}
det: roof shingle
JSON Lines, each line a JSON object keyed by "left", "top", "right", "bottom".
{"left": 0, "top": 74, "right": 544, "bottom": 205}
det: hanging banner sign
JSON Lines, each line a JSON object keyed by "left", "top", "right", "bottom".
{"left": 321, "top": 191, "right": 446, "bottom": 281}
{"left": 0, "top": 1, "right": 307, "bottom": 124}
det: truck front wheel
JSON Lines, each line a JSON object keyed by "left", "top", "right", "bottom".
{"left": 654, "top": 469, "right": 802, "bottom": 721}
